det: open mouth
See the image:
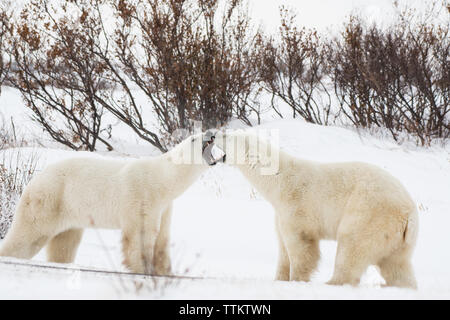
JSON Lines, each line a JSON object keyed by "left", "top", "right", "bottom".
{"left": 202, "top": 137, "right": 226, "bottom": 166}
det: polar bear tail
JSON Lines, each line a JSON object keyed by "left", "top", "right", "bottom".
{"left": 403, "top": 208, "right": 418, "bottom": 247}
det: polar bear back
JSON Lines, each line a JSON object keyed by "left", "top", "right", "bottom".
{"left": 275, "top": 159, "right": 416, "bottom": 240}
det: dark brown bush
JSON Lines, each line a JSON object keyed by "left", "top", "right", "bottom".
{"left": 113, "top": 0, "right": 262, "bottom": 142}
{"left": 7, "top": 0, "right": 115, "bottom": 151}
{"left": 326, "top": 4, "right": 449, "bottom": 145}
{"left": 0, "top": 5, "right": 11, "bottom": 94}
{"left": 257, "top": 7, "right": 331, "bottom": 125}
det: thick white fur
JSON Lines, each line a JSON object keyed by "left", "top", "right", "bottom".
{"left": 214, "top": 131, "right": 418, "bottom": 289}
{"left": 0, "top": 134, "right": 207, "bottom": 275}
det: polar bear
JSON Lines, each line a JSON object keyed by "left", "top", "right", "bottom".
{"left": 213, "top": 131, "right": 418, "bottom": 289}
{"left": 0, "top": 133, "right": 220, "bottom": 275}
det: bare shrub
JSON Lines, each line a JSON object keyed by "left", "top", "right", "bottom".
{"left": 0, "top": 115, "right": 28, "bottom": 150}
{"left": 113, "top": 0, "right": 262, "bottom": 143}
{"left": 76, "top": 0, "right": 167, "bottom": 152}
{"left": 0, "top": 149, "right": 38, "bottom": 239}
{"left": 327, "top": 1, "right": 449, "bottom": 145}
{"left": 257, "top": 7, "right": 331, "bottom": 124}
{"left": 0, "top": 114, "right": 37, "bottom": 238}
{"left": 1, "top": 0, "right": 447, "bottom": 148}
{"left": 7, "top": 0, "right": 115, "bottom": 151}
{"left": 0, "top": 2, "right": 11, "bottom": 94}
{"left": 396, "top": 2, "right": 450, "bottom": 144}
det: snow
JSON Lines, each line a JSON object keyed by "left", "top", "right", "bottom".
{"left": 0, "top": 84, "right": 449, "bottom": 299}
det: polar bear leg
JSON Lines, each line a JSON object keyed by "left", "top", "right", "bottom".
{"left": 0, "top": 188, "right": 62, "bottom": 260}
{"left": 327, "top": 237, "right": 372, "bottom": 286}
{"left": 280, "top": 215, "right": 320, "bottom": 282}
{"left": 378, "top": 248, "right": 417, "bottom": 289}
{"left": 153, "top": 203, "right": 173, "bottom": 276}
{"left": 286, "top": 236, "right": 319, "bottom": 282}
{"left": 275, "top": 215, "right": 290, "bottom": 281}
{"left": 122, "top": 209, "right": 162, "bottom": 274}
{"left": 0, "top": 219, "right": 50, "bottom": 259}
{"left": 46, "top": 229, "right": 84, "bottom": 263}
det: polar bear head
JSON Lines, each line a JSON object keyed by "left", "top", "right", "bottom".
{"left": 213, "top": 130, "right": 280, "bottom": 175}
{"left": 168, "top": 132, "right": 226, "bottom": 166}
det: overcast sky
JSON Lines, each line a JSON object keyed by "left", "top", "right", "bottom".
{"left": 247, "top": 0, "right": 437, "bottom": 34}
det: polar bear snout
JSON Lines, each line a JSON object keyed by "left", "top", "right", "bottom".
{"left": 202, "top": 137, "right": 226, "bottom": 166}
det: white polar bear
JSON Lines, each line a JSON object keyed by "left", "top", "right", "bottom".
{"left": 0, "top": 134, "right": 216, "bottom": 275}
{"left": 214, "top": 131, "right": 418, "bottom": 289}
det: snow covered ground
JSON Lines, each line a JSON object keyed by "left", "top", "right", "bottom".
{"left": 0, "top": 87, "right": 449, "bottom": 299}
